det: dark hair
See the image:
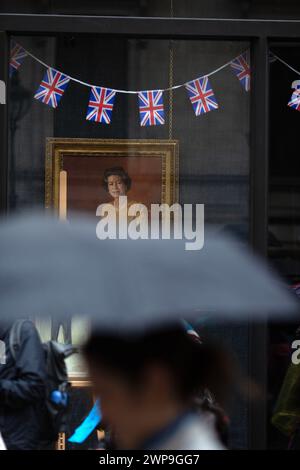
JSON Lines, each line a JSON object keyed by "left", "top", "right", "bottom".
{"left": 83, "top": 325, "right": 233, "bottom": 405}
{"left": 103, "top": 167, "right": 131, "bottom": 192}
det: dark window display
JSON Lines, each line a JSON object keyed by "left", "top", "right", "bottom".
{"left": 268, "top": 45, "right": 300, "bottom": 450}
{"left": 7, "top": 34, "right": 251, "bottom": 448}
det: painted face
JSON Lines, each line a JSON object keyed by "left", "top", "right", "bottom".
{"left": 107, "top": 175, "right": 127, "bottom": 199}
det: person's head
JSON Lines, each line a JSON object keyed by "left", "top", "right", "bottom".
{"left": 103, "top": 167, "right": 131, "bottom": 200}
{"left": 83, "top": 324, "right": 232, "bottom": 448}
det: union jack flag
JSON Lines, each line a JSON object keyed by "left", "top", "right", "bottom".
{"left": 138, "top": 90, "right": 165, "bottom": 126}
{"left": 9, "top": 43, "right": 27, "bottom": 76}
{"left": 86, "top": 87, "right": 116, "bottom": 124}
{"left": 288, "top": 89, "right": 300, "bottom": 111}
{"left": 34, "top": 68, "right": 70, "bottom": 108}
{"left": 185, "top": 77, "right": 218, "bottom": 116}
{"left": 230, "top": 51, "right": 251, "bottom": 92}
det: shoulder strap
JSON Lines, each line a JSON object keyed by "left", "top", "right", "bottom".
{"left": 9, "top": 319, "right": 30, "bottom": 361}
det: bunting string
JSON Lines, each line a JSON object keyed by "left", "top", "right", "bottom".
{"left": 270, "top": 52, "right": 300, "bottom": 77}
{"left": 10, "top": 42, "right": 252, "bottom": 126}
{"left": 10, "top": 43, "right": 300, "bottom": 124}
{"left": 13, "top": 43, "right": 245, "bottom": 94}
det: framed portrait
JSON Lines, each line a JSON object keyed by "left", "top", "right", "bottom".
{"left": 42, "top": 138, "right": 179, "bottom": 379}
{"left": 45, "top": 138, "right": 179, "bottom": 217}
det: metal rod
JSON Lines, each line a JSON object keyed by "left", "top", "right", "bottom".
{"left": 2, "top": 14, "right": 300, "bottom": 38}
{"left": 248, "top": 36, "right": 269, "bottom": 450}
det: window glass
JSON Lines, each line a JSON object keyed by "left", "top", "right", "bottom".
{"left": 268, "top": 45, "right": 300, "bottom": 450}
{"left": 8, "top": 34, "right": 250, "bottom": 448}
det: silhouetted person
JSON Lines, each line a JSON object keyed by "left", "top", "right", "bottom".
{"left": 0, "top": 319, "right": 47, "bottom": 450}
{"left": 84, "top": 324, "right": 232, "bottom": 450}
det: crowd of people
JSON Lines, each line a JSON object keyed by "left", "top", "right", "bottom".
{"left": 0, "top": 318, "right": 231, "bottom": 450}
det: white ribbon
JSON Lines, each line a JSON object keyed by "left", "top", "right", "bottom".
{"left": 20, "top": 44, "right": 246, "bottom": 94}
{"left": 271, "top": 52, "right": 300, "bottom": 77}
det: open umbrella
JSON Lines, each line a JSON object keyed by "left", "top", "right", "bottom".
{"left": 0, "top": 212, "right": 298, "bottom": 332}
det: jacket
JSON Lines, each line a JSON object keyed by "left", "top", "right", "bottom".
{"left": 0, "top": 319, "right": 47, "bottom": 450}
{"left": 141, "top": 410, "right": 226, "bottom": 450}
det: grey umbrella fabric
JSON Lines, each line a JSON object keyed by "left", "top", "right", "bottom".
{"left": 0, "top": 212, "right": 298, "bottom": 332}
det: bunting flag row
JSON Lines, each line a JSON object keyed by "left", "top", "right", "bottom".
{"left": 9, "top": 42, "right": 251, "bottom": 127}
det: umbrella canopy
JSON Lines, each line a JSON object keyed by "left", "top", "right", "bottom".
{"left": 0, "top": 212, "right": 298, "bottom": 332}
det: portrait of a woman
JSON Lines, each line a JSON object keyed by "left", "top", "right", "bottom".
{"left": 102, "top": 166, "right": 146, "bottom": 220}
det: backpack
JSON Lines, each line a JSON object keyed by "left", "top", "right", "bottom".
{"left": 9, "top": 319, "right": 77, "bottom": 440}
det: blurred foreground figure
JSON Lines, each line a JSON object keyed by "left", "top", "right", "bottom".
{"left": 0, "top": 432, "right": 6, "bottom": 450}
{"left": 0, "top": 319, "right": 48, "bottom": 450}
{"left": 84, "top": 325, "right": 232, "bottom": 450}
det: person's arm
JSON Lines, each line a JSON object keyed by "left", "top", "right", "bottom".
{"left": 0, "top": 322, "right": 46, "bottom": 408}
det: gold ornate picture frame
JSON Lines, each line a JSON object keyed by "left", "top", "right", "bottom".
{"left": 45, "top": 138, "right": 179, "bottom": 216}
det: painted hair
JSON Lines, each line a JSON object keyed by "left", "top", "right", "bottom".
{"left": 103, "top": 167, "right": 131, "bottom": 192}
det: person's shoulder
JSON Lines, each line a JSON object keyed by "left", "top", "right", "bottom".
{"left": 128, "top": 200, "right": 142, "bottom": 207}
{"left": 155, "top": 412, "right": 225, "bottom": 451}
{"left": 187, "top": 412, "right": 226, "bottom": 450}
{"left": 128, "top": 201, "right": 148, "bottom": 213}
{"left": 97, "top": 202, "right": 114, "bottom": 212}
